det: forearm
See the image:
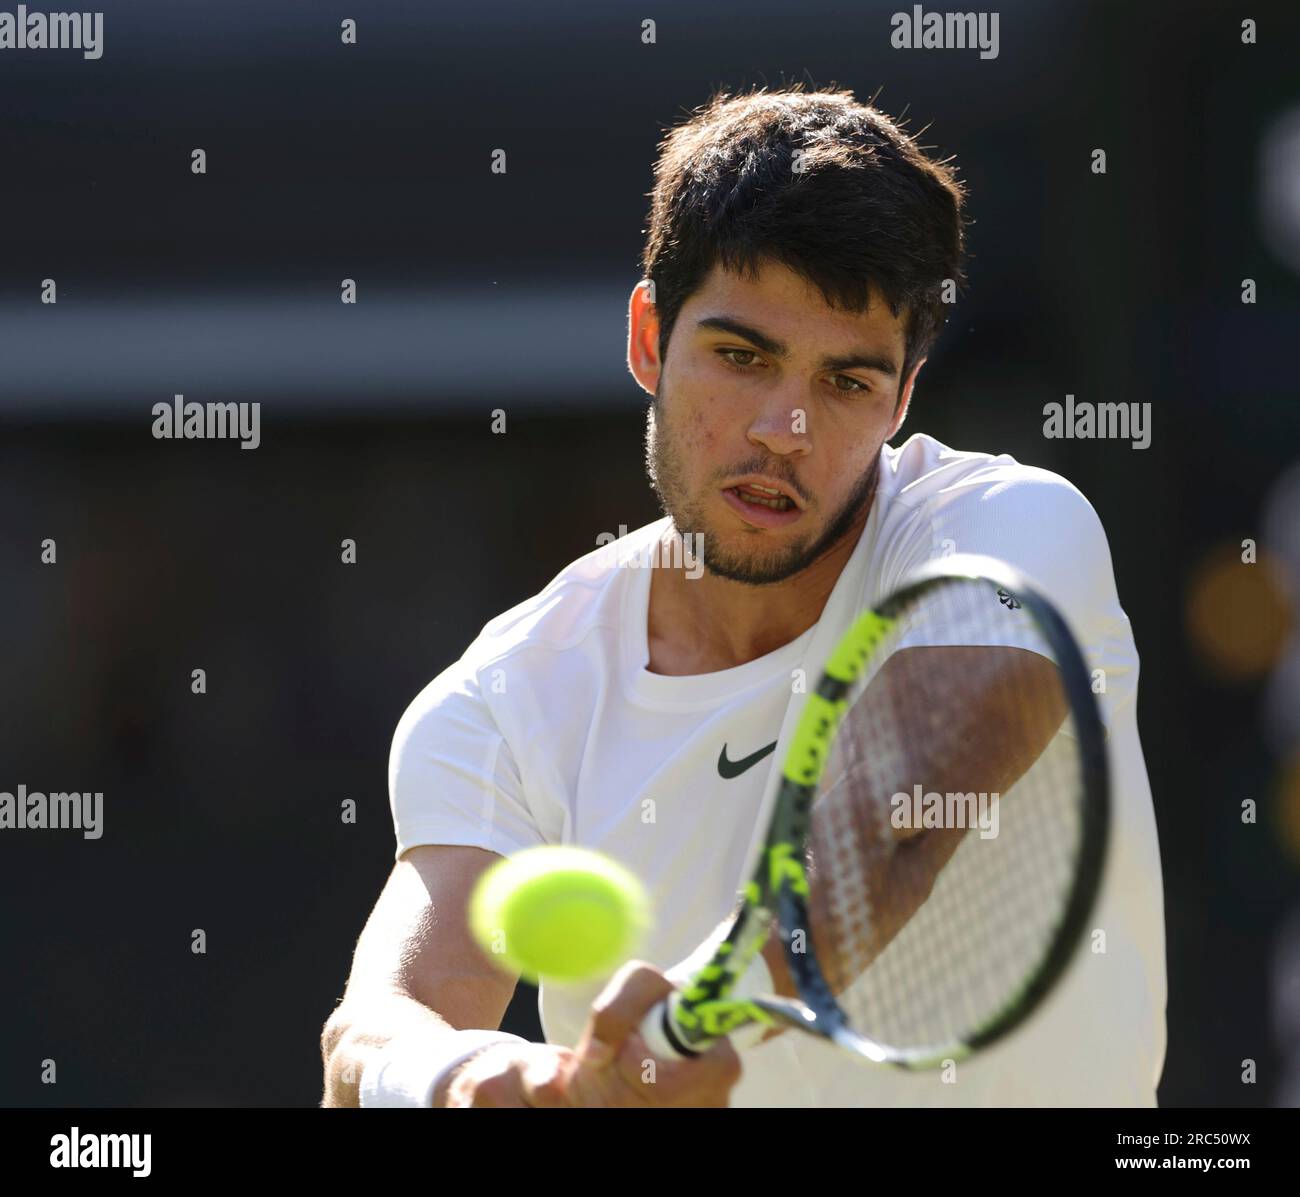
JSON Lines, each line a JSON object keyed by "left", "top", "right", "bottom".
{"left": 321, "top": 989, "right": 468, "bottom": 1108}
{"left": 801, "top": 646, "right": 1070, "bottom": 994}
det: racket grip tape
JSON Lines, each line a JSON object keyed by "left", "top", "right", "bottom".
{"left": 638, "top": 945, "right": 778, "bottom": 1058}
{"left": 638, "top": 995, "right": 701, "bottom": 1060}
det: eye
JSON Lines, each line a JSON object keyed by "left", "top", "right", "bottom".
{"left": 831, "top": 374, "right": 871, "bottom": 394}
{"left": 717, "top": 347, "right": 762, "bottom": 370}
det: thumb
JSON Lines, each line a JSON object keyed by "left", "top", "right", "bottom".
{"left": 577, "top": 1033, "right": 618, "bottom": 1069}
{"left": 520, "top": 1051, "right": 571, "bottom": 1108}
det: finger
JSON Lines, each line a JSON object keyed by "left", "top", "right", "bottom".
{"left": 611, "top": 1032, "right": 661, "bottom": 1098}
{"left": 450, "top": 1067, "right": 531, "bottom": 1109}
{"left": 704, "top": 1042, "right": 744, "bottom": 1103}
{"left": 519, "top": 1053, "right": 573, "bottom": 1109}
{"left": 624, "top": 1031, "right": 740, "bottom": 1087}
{"left": 577, "top": 962, "right": 675, "bottom": 1067}
{"left": 615, "top": 1032, "right": 741, "bottom": 1107}
{"left": 558, "top": 1054, "right": 618, "bottom": 1108}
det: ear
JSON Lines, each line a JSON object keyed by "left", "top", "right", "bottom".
{"left": 627, "top": 280, "right": 662, "bottom": 398}
{"left": 889, "top": 357, "right": 926, "bottom": 439}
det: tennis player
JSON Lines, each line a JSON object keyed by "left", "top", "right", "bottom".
{"left": 321, "top": 85, "right": 1167, "bottom": 1108}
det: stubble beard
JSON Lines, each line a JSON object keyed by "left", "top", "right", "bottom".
{"left": 644, "top": 388, "right": 880, "bottom": 587}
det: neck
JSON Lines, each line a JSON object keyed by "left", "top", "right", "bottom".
{"left": 645, "top": 509, "right": 867, "bottom": 676}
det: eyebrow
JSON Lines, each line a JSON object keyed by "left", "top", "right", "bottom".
{"left": 696, "top": 315, "right": 899, "bottom": 379}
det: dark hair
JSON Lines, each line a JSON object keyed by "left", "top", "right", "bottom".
{"left": 640, "top": 84, "right": 968, "bottom": 391}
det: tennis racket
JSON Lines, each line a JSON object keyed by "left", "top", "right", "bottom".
{"left": 639, "top": 553, "right": 1109, "bottom": 1069}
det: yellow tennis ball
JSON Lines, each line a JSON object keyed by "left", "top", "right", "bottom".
{"left": 469, "top": 846, "right": 650, "bottom": 983}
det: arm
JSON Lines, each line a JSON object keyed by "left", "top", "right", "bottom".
{"left": 321, "top": 843, "right": 743, "bottom": 1107}
{"left": 354, "top": 658, "right": 745, "bottom": 1106}
{"left": 320, "top": 844, "right": 522, "bottom": 1107}
{"left": 680, "top": 644, "right": 1068, "bottom": 1032}
{"left": 805, "top": 643, "right": 1068, "bottom": 994}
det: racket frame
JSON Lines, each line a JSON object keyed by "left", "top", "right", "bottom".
{"left": 649, "top": 553, "right": 1111, "bottom": 1068}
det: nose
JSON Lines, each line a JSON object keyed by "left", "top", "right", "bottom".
{"left": 745, "top": 389, "right": 812, "bottom": 459}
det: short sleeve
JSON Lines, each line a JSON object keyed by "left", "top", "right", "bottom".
{"left": 388, "top": 658, "right": 548, "bottom": 862}
{"left": 883, "top": 467, "right": 1131, "bottom": 724}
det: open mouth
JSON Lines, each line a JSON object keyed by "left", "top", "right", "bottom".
{"left": 721, "top": 481, "right": 803, "bottom": 526}
{"left": 727, "top": 483, "right": 796, "bottom": 512}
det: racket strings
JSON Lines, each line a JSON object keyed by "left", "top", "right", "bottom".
{"left": 804, "top": 576, "right": 1085, "bottom": 1053}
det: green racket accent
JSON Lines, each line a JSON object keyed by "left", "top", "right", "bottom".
{"left": 690, "top": 999, "right": 777, "bottom": 1037}
{"left": 660, "top": 607, "right": 901, "bottom": 1053}
{"left": 766, "top": 841, "right": 810, "bottom": 896}
{"left": 784, "top": 609, "right": 897, "bottom": 787}
{"left": 823, "top": 608, "right": 896, "bottom": 681}
{"left": 783, "top": 691, "right": 847, "bottom": 786}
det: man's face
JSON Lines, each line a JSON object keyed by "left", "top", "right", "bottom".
{"left": 638, "top": 257, "right": 919, "bottom": 586}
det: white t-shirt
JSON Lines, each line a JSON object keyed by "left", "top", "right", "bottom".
{"left": 388, "top": 432, "right": 1167, "bottom": 1107}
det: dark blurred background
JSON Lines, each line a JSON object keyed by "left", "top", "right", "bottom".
{"left": 1, "top": 0, "right": 1298, "bottom": 1107}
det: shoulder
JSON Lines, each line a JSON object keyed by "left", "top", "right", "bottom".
{"left": 878, "top": 433, "right": 1109, "bottom": 556}
{"left": 883, "top": 433, "right": 1094, "bottom": 514}
{"left": 467, "top": 516, "right": 669, "bottom": 669}
{"left": 394, "top": 517, "right": 668, "bottom": 742}
{"left": 870, "top": 434, "right": 1122, "bottom": 640}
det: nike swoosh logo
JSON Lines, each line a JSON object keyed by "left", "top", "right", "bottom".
{"left": 717, "top": 740, "right": 778, "bottom": 780}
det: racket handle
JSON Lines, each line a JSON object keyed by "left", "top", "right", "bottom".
{"left": 641, "top": 945, "right": 779, "bottom": 1057}
{"left": 638, "top": 994, "right": 701, "bottom": 1060}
